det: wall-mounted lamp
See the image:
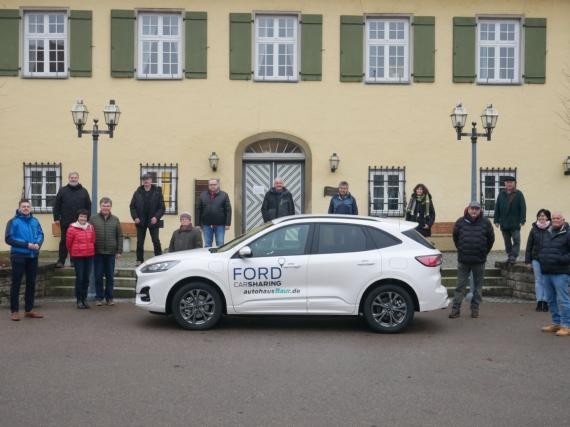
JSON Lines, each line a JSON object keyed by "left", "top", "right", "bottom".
{"left": 329, "top": 152, "right": 340, "bottom": 172}
{"left": 564, "top": 157, "right": 570, "bottom": 175}
{"left": 208, "top": 152, "right": 219, "bottom": 171}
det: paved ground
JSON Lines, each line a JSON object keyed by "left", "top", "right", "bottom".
{"left": 0, "top": 300, "right": 567, "bottom": 427}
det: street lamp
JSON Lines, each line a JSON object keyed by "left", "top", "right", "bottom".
{"left": 71, "top": 99, "right": 121, "bottom": 214}
{"left": 451, "top": 103, "right": 498, "bottom": 201}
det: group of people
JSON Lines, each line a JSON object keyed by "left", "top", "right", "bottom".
{"left": 5, "top": 173, "right": 569, "bottom": 336}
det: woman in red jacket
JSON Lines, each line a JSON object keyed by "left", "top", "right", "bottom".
{"left": 66, "top": 209, "right": 95, "bottom": 309}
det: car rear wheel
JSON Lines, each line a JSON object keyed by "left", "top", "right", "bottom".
{"left": 171, "top": 282, "right": 222, "bottom": 330}
{"left": 363, "top": 284, "right": 414, "bottom": 333}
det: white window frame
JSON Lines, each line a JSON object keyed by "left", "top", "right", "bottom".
{"left": 140, "top": 164, "right": 178, "bottom": 214}
{"left": 24, "top": 163, "right": 62, "bottom": 213}
{"left": 254, "top": 14, "right": 299, "bottom": 82}
{"left": 23, "top": 10, "right": 68, "bottom": 78}
{"left": 476, "top": 18, "right": 521, "bottom": 84}
{"left": 480, "top": 168, "right": 517, "bottom": 218}
{"left": 365, "top": 17, "right": 410, "bottom": 83}
{"left": 369, "top": 168, "right": 406, "bottom": 217}
{"left": 136, "top": 12, "right": 183, "bottom": 80}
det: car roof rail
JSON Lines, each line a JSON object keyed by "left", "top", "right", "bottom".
{"left": 274, "top": 214, "right": 385, "bottom": 224}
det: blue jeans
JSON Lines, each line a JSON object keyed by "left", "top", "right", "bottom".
{"left": 202, "top": 225, "right": 225, "bottom": 248}
{"left": 94, "top": 254, "right": 116, "bottom": 301}
{"left": 543, "top": 273, "right": 570, "bottom": 328}
{"left": 531, "top": 260, "right": 547, "bottom": 302}
{"left": 10, "top": 256, "right": 38, "bottom": 313}
{"left": 73, "top": 257, "right": 92, "bottom": 302}
{"left": 501, "top": 229, "right": 521, "bottom": 260}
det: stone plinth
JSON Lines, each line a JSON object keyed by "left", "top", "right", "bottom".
{"left": 495, "top": 261, "right": 536, "bottom": 300}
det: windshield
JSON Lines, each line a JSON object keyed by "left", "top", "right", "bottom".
{"left": 211, "top": 222, "right": 274, "bottom": 253}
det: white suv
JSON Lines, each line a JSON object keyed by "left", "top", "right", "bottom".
{"left": 135, "top": 215, "right": 449, "bottom": 333}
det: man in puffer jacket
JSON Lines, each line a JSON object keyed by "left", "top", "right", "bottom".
{"left": 261, "top": 178, "right": 295, "bottom": 222}
{"left": 449, "top": 201, "right": 495, "bottom": 319}
{"left": 538, "top": 212, "right": 570, "bottom": 337}
{"left": 5, "top": 199, "right": 44, "bottom": 321}
{"left": 328, "top": 181, "right": 358, "bottom": 215}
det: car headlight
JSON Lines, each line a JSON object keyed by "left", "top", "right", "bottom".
{"left": 140, "top": 260, "right": 180, "bottom": 273}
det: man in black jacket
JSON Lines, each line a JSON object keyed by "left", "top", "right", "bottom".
{"left": 538, "top": 212, "right": 570, "bottom": 336}
{"left": 449, "top": 201, "right": 495, "bottom": 319}
{"left": 261, "top": 178, "right": 295, "bottom": 223}
{"left": 129, "top": 174, "right": 165, "bottom": 265}
{"left": 53, "top": 172, "right": 91, "bottom": 268}
{"left": 196, "top": 179, "right": 232, "bottom": 248}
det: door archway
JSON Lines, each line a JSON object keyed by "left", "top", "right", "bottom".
{"left": 234, "top": 132, "right": 312, "bottom": 234}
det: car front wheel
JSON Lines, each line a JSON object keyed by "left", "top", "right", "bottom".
{"left": 171, "top": 282, "right": 222, "bottom": 330}
{"left": 363, "top": 284, "right": 414, "bottom": 333}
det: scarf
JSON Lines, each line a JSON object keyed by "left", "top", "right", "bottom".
{"left": 72, "top": 221, "right": 90, "bottom": 230}
{"left": 406, "top": 193, "right": 431, "bottom": 218}
{"left": 536, "top": 220, "right": 550, "bottom": 230}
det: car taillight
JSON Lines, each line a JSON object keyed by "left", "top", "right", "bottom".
{"left": 415, "top": 254, "right": 442, "bottom": 267}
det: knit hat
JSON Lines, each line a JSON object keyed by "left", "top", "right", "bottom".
{"left": 180, "top": 212, "right": 192, "bottom": 221}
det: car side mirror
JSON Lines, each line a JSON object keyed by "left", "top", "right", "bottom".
{"left": 238, "top": 246, "right": 252, "bottom": 258}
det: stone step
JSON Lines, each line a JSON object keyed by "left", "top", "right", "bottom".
{"left": 446, "top": 286, "right": 513, "bottom": 298}
{"left": 441, "top": 276, "right": 504, "bottom": 287}
{"left": 441, "top": 268, "right": 502, "bottom": 278}
{"left": 54, "top": 267, "right": 136, "bottom": 278}
{"left": 50, "top": 276, "right": 136, "bottom": 288}
{"left": 46, "top": 286, "right": 135, "bottom": 299}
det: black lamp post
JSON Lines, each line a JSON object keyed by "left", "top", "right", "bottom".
{"left": 450, "top": 103, "right": 499, "bottom": 202}
{"left": 71, "top": 99, "right": 121, "bottom": 215}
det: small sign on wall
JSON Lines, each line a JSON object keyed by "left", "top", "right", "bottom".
{"left": 323, "top": 186, "right": 337, "bottom": 197}
{"left": 253, "top": 185, "right": 266, "bottom": 195}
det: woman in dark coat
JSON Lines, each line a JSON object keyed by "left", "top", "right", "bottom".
{"left": 525, "top": 209, "right": 551, "bottom": 312}
{"left": 405, "top": 183, "right": 436, "bottom": 237}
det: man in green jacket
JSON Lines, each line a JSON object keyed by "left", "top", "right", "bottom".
{"left": 494, "top": 176, "right": 526, "bottom": 263}
{"left": 90, "top": 197, "right": 122, "bottom": 306}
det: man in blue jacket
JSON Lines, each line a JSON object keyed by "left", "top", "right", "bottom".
{"left": 5, "top": 199, "right": 44, "bottom": 321}
{"left": 328, "top": 181, "right": 358, "bottom": 215}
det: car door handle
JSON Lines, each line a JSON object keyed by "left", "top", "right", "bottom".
{"left": 357, "top": 261, "right": 376, "bottom": 266}
{"left": 284, "top": 263, "right": 301, "bottom": 269}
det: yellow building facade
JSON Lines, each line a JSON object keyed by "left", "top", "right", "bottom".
{"left": 1, "top": 0, "right": 569, "bottom": 251}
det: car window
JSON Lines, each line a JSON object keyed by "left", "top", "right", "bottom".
{"left": 316, "top": 223, "right": 368, "bottom": 254}
{"left": 248, "top": 224, "right": 310, "bottom": 257}
{"left": 402, "top": 229, "right": 436, "bottom": 249}
{"left": 214, "top": 222, "right": 273, "bottom": 253}
{"left": 366, "top": 227, "right": 402, "bottom": 249}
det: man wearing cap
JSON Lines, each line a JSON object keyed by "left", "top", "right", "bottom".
{"left": 130, "top": 174, "right": 165, "bottom": 265}
{"left": 449, "top": 201, "right": 495, "bottom": 319}
{"left": 494, "top": 176, "right": 526, "bottom": 263}
{"left": 168, "top": 212, "right": 203, "bottom": 252}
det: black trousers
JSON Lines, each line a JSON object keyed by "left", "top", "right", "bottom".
{"left": 10, "top": 256, "right": 38, "bottom": 313}
{"left": 58, "top": 223, "right": 70, "bottom": 264}
{"left": 136, "top": 225, "right": 162, "bottom": 262}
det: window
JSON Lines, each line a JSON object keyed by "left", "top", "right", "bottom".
{"left": 23, "top": 163, "right": 62, "bottom": 213}
{"left": 316, "top": 224, "right": 368, "bottom": 254}
{"left": 140, "top": 163, "right": 178, "bottom": 214}
{"left": 367, "top": 227, "right": 402, "bottom": 249}
{"left": 477, "top": 19, "right": 520, "bottom": 84}
{"left": 366, "top": 18, "right": 410, "bottom": 83}
{"left": 137, "top": 12, "right": 182, "bottom": 79}
{"left": 23, "top": 11, "right": 68, "bottom": 78}
{"left": 249, "top": 224, "right": 310, "bottom": 257}
{"left": 402, "top": 229, "right": 435, "bottom": 249}
{"left": 254, "top": 15, "right": 298, "bottom": 81}
{"left": 480, "top": 167, "right": 517, "bottom": 218}
{"left": 369, "top": 167, "right": 406, "bottom": 217}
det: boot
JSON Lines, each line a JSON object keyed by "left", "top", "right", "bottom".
{"left": 471, "top": 308, "right": 479, "bottom": 318}
{"left": 81, "top": 300, "right": 90, "bottom": 309}
{"left": 555, "top": 327, "right": 570, "bottom": 337}
{"left": 542, "top": 302, "right": 549, "bottom": 312}
{"left": 448, "top": 308, "right": 460, "bottom": 319}
{"left": 535, "top": 302, "right": 541, "bottom": 312}
{"left": 541, "top": 324, "right": 561, "bottom": 333}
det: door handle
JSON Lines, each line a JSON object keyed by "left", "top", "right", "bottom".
{"left": 357, "top": 260, "right": 376, "bottom": 266}
{"left": 284, "top": 263, "right": 301, "bottom": 269}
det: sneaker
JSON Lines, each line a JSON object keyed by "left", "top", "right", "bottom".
{"left": 96, "top": 300, "right": 103, "bottom": 306}
{"left": 541, "top": 324, "right": 561, "bottom": 333}
{"left": 555, "top": 327, "right": 570, "bottom": 337}
{"left": 24, "top": 311, "right": 44, "bottom": 319}
{"left": 11, "top": 312, "right": 20, "bottom": 321}
{"left": 136, "top": 261, "right": 143, "bottom": 266}
{"left": 448, "top": 309, "right": 460, "bottom": 319}
{"left": 471, "top": 309, "right": 479, "bottom": 318}
{"left": 106, "top": 299, "right": 115, "bottom": 306}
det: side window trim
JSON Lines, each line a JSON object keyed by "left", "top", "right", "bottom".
{"left": 310, "top": 222, "right": 374, "bottom": 255}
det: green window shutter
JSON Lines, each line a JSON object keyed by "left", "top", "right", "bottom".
{"left": 340, "top": 15, "right": 363, "bottom": 82}
{"left": 412, "top": 16, "right": 435, "bottom": 83}
{"left": 524, "top": 18, "right": 546, "bottom": 84}
{"left": 69, "top": 10, "right": 92, "bottom": 77}
{"left": 185, "top": 12, "right": 207, "bottom": 79}
{"left": 229, "top": 13, "right": 252, "bottom": 80}
{"left": 111, "top": 10, "right": 135, "bottom": 78}
{"left": 452, "top": 17, "right": 476, "bottom": 83}
{"left": 300, "top": 14, "right": 322, "bottom": 81}
{"left": 0, "top": 10, "right": 20, "bottom": 76}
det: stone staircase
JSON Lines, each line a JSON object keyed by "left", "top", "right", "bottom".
{"left": 46, "top": 267, "right": 511, "bottom": 299}
{"left": 47, "top": 267, "right": 137, "bottom": 298}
